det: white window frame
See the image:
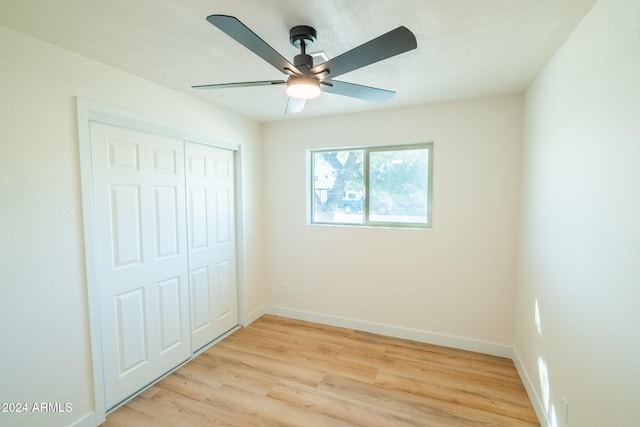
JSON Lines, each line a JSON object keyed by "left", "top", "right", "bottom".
{"left": 309, "top": 142, "right": 433, "bottom": 229}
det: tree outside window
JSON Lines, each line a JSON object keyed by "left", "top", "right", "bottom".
{"left": 311, "top": 143, "right": 432, "bottom": 228}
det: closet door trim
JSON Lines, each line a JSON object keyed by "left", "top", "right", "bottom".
{"left": 77, "top": 98, "right": 240, "bottom": 425}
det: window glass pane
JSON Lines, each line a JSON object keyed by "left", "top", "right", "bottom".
{"left": 368, "top": 148, "right": 429, "bottom": 224}
{"left": 312, "top": 150, "right": 364, "bottom": 224}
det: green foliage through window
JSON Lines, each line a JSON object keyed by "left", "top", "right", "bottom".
{"left": 310, "top": 143, "right": 432, "bottom": 228}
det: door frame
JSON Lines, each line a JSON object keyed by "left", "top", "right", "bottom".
{"left": 76, "top": 98, "right": 246, "bottom": 424}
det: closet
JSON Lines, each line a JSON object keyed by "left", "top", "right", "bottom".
{"left": 84, "top": 119, "right": 239, "bottom": 411}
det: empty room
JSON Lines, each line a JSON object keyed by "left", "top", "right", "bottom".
{"left": 0, "top": 0, "right": 638, "bottom": 426}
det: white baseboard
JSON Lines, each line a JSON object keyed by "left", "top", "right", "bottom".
{"left": 512, "top": 348, "right": 547, "bottom": 427}
{"left": 261, "top": 305, "right": 512, "bottom": 358}
{"left": 245, "top": 305, "right": 267, "bottom": 326}
{"left": 69, "top": 412, "right": 96, "bottom": 427}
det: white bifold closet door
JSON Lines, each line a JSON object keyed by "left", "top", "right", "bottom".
{"left": 89, "top": 122, "right": 238, "bottom": 410}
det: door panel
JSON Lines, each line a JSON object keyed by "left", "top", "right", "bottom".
{"left": 110, "top": 185, "right": 143, "bottom": 268}
{"left": 115, "top": 288, "right": 147, "bottom": 373}
{"left": 108, "top": 139, "right": 139, "bottom": 170}
{"left": 90, "top": 122, "right": 191, "bottom": 410}
{"left": 186, "top": 142, "right": 239, "bottom": 352}
{"left": 215, "top": 260, "right": 233, "bottom": 320}
{"left": 154, "top": 187, "right": 179, "bottom": 258}
{"left": 215, "top": 189, "right": 231, "bottom": 243}
{"left": 157, "top": 276, "right": 183, "bottom": 352}
{"left": 191, "top": 267, "right": 211, "bottom": 333}
{"left": 188, "top": 187, "right": 208, "bottom": 249}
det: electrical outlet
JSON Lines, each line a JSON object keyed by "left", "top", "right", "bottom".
{"left": 281, "top": 284, "right": 289, "bottom": 295}
{"left": 562, "top": 396, "right": 569, "bottom": 425}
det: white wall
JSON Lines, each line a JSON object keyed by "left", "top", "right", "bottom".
{"left": 0, "top": 26, "right": 265, "bottom": 427}
{"left": 514, "top": 0, "right": 640, "bottom": 425}
{"left": 262, "top": 96, "right": 523, "bottom": 354}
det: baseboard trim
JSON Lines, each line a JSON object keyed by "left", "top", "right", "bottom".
{"left": 262, "top": 305, "right": 512, "bottom": 358}
{"left": 69, "top": 412, "right": 96, "bottom": 427}
{"left": 512, "top": 348, "right": 548, "bottom": 427}
{"left": 245, "top": 305, "right": 267, "bottom": 326}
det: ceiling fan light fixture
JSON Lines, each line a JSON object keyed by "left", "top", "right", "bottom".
{"left": 286, "top": 76, "right": 321, "bottom": 99}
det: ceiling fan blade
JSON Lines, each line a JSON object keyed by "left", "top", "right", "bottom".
{"left": 285, "top": 97, "right": 306, "bottom": 114}
{"left": 322, "top": 80, "right": 395, "bottom": 103}
{"left": 192, "top": 80, "right": 286, "bottom": 89}
{"left": 207, "top": 15, "right": 299, "bottom": 75}
{"left": 311, "top": 26, "right": 417, "bottom": 79}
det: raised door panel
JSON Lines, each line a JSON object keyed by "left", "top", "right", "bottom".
{"left": 115, "top": 288, "right": 147, "bottom": 374}
{"left": 157, "top": 277, "right": 184, "bottom": 353}
{"left": 214, "top": 189, "right": 231, "bottom": 244}
{"left": 187, "top": 187, "right": 208, "bottom": 250}
{"left": 214, "top": 260, "right": 233, "bottom": 321}
{"left": 154, "top": 187, "right": 179, "bottom": 259}
{"left": 190, "top": 266, "right": 211, "bottom": 333}
{"left": 109, "top": 185, "right": 143, "bottom": 268}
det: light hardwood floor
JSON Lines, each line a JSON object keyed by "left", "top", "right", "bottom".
{"left": 103, "top": 315, "right": 539, "bottom": 426}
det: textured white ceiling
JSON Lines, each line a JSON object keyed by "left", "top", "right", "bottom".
{"left": 0, "top": 0, "right": 596, "bottom": 122}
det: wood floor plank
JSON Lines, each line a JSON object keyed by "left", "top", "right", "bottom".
{"left": 376, "top": 370, "right": 537, "bottom": 424}
{"left": 267, "top": 379, "right": 427, "bottom": 427}
{"left": 318, "top": 374, "right": 537, "bottom": 427}
{"left": 182, "top": 355, "right": 278, "bottom": 396}
{"left": 123, "top": 387, "right": 232, "bottom": 427}
{"left": 103, "top": 315, "right": 539, "bottom": 426}
{"left": 222, "top": 330, "right": 379, "bottom": 384}
{"left": 201, "top": 342, "right": 326, "bottom": 387}
{"left": 102, "top": 404, "right": 182, "bottom": 427}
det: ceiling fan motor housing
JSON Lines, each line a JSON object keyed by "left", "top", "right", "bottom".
{"left": 294, "top": 54, "right": 315, "bottom": 70}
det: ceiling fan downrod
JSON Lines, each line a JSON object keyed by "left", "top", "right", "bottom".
{"left": 289, "top": 25, "right": 317, "bottom": 72}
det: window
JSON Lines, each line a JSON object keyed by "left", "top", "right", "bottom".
{"left": 310, "top": 143, "right": 432, "bottom": 228}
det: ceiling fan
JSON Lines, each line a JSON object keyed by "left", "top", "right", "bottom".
{"left": 192, "top": 15, "right": 417, "bottom": 114}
